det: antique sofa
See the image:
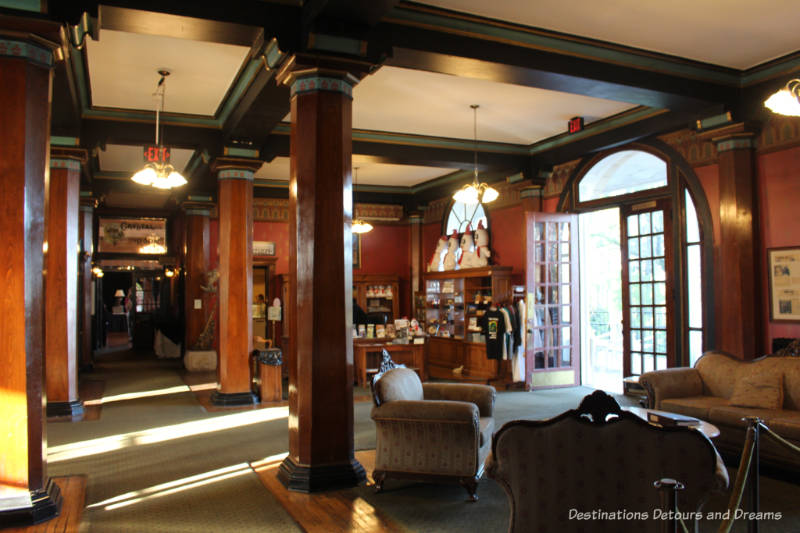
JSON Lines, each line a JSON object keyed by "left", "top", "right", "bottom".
{"left": 370, "top": 365, "right": 496, "bottom": 501}
{"left": 486, "top": 391, "right": 728, "bottom": 533}
{"left": 639, "top": 349, "right": 800, "bottom": 469}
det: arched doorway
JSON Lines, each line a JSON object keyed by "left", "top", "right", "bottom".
{"left": 560, "top": 143, "right": 713, "bottom": 392}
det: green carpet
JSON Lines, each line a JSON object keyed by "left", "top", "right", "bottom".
{"left": 46, "top": 350, "right": 800, "bottom": 532}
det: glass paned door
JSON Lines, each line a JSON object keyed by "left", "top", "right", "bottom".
{"left": 525, "top": 212, "right": 580, "bottom": 390}
{"left": 622, "top": 200, "right": 673, "bottom": 377}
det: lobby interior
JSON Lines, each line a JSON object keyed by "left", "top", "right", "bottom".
{"left": 2, "top": 1, "right": 800, "bottom": 531}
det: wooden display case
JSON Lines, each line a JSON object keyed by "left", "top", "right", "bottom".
{"left": 423, "top": 266, "right": 512, "bottom": 382}
{"left": 353, "top": 274, "right": 400, "bottom": 323}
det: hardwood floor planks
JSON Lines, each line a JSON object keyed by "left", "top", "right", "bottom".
{"left": 6, "top": 476, "right": 86, "bottom": 533}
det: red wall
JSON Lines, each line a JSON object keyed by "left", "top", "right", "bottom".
{"left": 757, "top": 146, "right": 800, "bottom": 351}
{"left": 422, "top": 222, "right": 443, "bottom": 272}
{"left": 691, "top": 147, "right": 800, "bottom": 355}
{"left": 355, "top": 223, "right": 412, "bottom": 317}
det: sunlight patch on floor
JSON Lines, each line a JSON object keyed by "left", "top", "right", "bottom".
{"left": 83, "top": 385, "right": 191, "bottom": 406}
{"left": 49, "top": 406, "right": 290, "bottom": 462}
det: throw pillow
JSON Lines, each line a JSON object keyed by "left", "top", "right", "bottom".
{"left": 729, "top": 374, "right": 784, "bottom": 410}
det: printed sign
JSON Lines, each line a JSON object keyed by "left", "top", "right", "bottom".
{"left": 98, "top": 218, "right": 167, "bottom": 254}
{"left": 253, "top": 241, "right": 275, "bottom": 256}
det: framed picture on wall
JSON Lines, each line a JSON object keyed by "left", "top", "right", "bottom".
{"left": 767, "top": 247, "right": 800, "bottom": 322}
{"left": 353, "top": 233, "right": 361, "bottom": 269}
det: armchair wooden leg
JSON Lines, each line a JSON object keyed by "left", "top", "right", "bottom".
{"left": 373, "top": 470, "right": 387, "bottom": 493}
{"left": 460, "top": 477, "right": 479, "bottom": 502}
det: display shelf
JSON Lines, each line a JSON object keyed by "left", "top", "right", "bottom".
{"left": 353, "top": 274, "right": 400, "bottom": 323}
{"left": 423, "top": 266, "right": 513, "bottom": 382}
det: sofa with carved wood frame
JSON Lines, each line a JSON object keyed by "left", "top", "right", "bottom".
{"left": 639, "top": 348, "right": 800, "bottom": 470}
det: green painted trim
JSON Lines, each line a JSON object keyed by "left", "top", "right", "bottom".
{"left": 216, "top": 56, "right": 264, "bottom": 125}
{"left": 716, "top": 138, "right": 755, "bottom": 152}
{"left": 82, "top": 107, "right": 221, "bottom": 127}
{"left": 0, "top": 0, "right": 42, "bottom": 13}
{"left": 224, "top": 147, "right": 260, "bottom": 158}
{"left": 352, "top": 128, "right": 529, "bottom": 155}
{"left": 741, "top": 55, "right": 800, "bottom": 87}
{"left": 696, "top": 112, "right": 733, "bottom": 131}
{"left": 290, "top": 75, "right": 354, "bottom": 98}
{"left": 264, "top": 38, "right": 285, "bottom": 69}
{"left": 68, "top": 42, "right": 90, "bottom": 111}
{"left": 184, "top": 208, "right": 211, "bottom": 216}
{"left": 50, "top": 158, "right": 81, "bottom": 171}
{"left": 218, "top": 169, "right": 254, "bottom": 180}
{"left": 94, "top": 171, "right": 133, "bottom": 181}
{"left": 254, "top": 180, "right": 289, "bottom": 189}
{"left": 310, "top": 34, "right": 364, "bottom": 56}
{"left": 506, "top": 172, "right": 524, "bottom": 183}
{"left": 80, "top": 190, "right": 94, "bottom": 197}
{"left": 529, "top": 106, "right": 664, "bottom": 155}
{"left": 0, "top": 39, "right": 53, "bottom": 67}
{"left": 187, "top": 194, "right": 213, "bottom": 202}
{"left": 51, "top": 136, "right": 80, "bottom": 147}
{"left": 388, "top": 6, "right": 741, "bottom": 86}
{"left": 184, "top": 151, "right": 204, "bottom": 177}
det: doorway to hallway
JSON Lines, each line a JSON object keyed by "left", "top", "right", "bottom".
{"left": 578, "top": 208, "right": 623, "bottom": 393}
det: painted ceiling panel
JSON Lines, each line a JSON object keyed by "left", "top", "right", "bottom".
{"left": 98, "top": 144, "right": 195, "bottom": 173}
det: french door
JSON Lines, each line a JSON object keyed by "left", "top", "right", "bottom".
{"left": 621, "top": 199, "right": 674, "bottom": 377}
{"left": 525, "top": 212, "right": 580, "bottom": 389}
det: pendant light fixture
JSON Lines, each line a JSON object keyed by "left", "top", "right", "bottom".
{"left": 764, "top": 79, "right": 800, "bottom": 116}
{"left": 453, "top": 104, "right": 499, "bottom": 205}
{"left": 352, "top": 167, "right": 373, "bottom": 234}
{"left": 131, "top": 69, "right": 188, "bottom": 189}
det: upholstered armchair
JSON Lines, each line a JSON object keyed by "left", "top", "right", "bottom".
{"left": 370, "top": 365, "right": 496, "bottom": 501}
{"left": 487, "top": 391, "right": 729, "bottom": 533}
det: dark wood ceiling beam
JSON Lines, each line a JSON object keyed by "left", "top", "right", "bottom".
{"left": 383, "top": 25, "right": 739, "bottom": 111}
{"left": 80, "top": 118, "right": 223, "bottom": 154}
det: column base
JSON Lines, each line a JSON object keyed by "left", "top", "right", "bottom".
{"left": 46, "top": 399, "right": 84, "bottom": 420}
{"left": 277, "top": 456, "right": 366, "bottom": 493}
{"left": 210, "top": 390, "right": 258, "bottom": 406}
{"left": 0, "top": 478, "right": 62, "bottom": 527}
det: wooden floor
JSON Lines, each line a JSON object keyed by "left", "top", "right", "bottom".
{"left": 179, "top": 369, "right": 289, "bottom": 413}
{"left": 5, "top": 476, "right": 86, "bottom": 533}
{"left": 47, "top": 379, "right": 105, "bottom": 423}
{"left": 252, "top": 450, "right": 402, "bottom": 533}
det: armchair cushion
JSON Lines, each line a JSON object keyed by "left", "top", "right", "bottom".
{"left": 371, "top": 400, "right": 479, "bottom": 424}
{"left": 423, "top": 382, "right": 496, "bottom": 417}
{"left": 374, "top": 367, "right": 423, "bottom": 404}
{"left": 659, "top": 395, "right": 729, "bottom": 419}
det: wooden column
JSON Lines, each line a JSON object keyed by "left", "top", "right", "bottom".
{"left": 0, "top": 35, "right": 62, "bottom": 525}
{"left": 277, "top": 68, "right": 366, "bottom": 492}
{"left": 45, "top": 151, "right": 85, "bottom": 420}
{"left": 182, "top": 199, "right": 212, "bottom": 350}
{"left": 409, "top": 212, "right": 423, "bottom": 317}
{"left": 210, "top": 160, "right": 260, "bottom": 406}
{"left": 78, "top": 193, "right": 97, "bottom": 371}
{"left": 710, "top": 126, "right": 760, "bottom": 359}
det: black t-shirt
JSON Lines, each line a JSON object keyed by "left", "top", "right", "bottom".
{"left": 482, "top": 309, "right": 505, "bottom": 360}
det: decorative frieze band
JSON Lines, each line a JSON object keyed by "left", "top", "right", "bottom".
{"left": 0, "top": 38, "right": 53, "bottom": 67}
{"left": 50, "top": 158, "right": 81, "bottom": 171}
{"left": 217, "top": 169, "right": 255, "bottom": 181}
{"left": 290, "top": 76, "right": 354, "bottom": 98}
{"left": 715, "top": 137, "right": 755, "bottom": 153}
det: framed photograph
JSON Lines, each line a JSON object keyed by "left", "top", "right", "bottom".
{"left": 353, "top": 233, "right": 361, "bottom": 269}
{"left": 97, "top": 217, "right": 167, "bottom": 254}
{"left": 767, "top": 247, "right": 800, "bottom": 322}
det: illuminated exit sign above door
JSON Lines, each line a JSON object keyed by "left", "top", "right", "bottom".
{"left": 568, "top": 117, "right": 584, "bottom": 134}
{"left": 143, "top": 145, "right": 171, "bottom": 164}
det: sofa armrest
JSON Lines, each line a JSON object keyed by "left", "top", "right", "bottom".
{"left": 371, "top": 399, "right": 479, "bottom": 424}
{"left": 422, "top": 383, "right": 496, "bottom": 417}
{"left": 639, "top": 368, "right": 704, "bottom": 409}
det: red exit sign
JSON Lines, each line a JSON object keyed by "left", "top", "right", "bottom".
{"left": 568, "top": 116, "right": 584, "bottom": 134}
{"left": 143, "top": 145, "right": 171, "bottom": 164}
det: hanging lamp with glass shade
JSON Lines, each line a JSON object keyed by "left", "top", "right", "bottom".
{"left": 131, "top": 69, "right": 188, "bottom": 190}
{"left": 764, "top": 79, "right": 800, "bottom": 116}
{"left": 351, "top": 167, "right": 373, "bottom": 234}
{"left": 453, "top": 104, "right": 499, "bottom": 205}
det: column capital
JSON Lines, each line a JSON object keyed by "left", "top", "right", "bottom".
{"left": 276, "top": 54, "right": 366, "bottom": 98}
{"left": 210, "top": 157, "right": 262, "bottom": 180}
{"left": 408, "top": 212, "right": 424, "bottom": 225}
{"left": 181, "top": 195, "right": 215, "bottom": 216}
{"left": 79, "top": 191, "right": 98, "bottom": 212}
{"left": 520, "top": 184, "right": 544, "bottom": 198}
{"left": 698, "top": 121, "right": 760, "bottom": 152}
{"left": 50, "top": 147, "right": 88, "bottom": 170}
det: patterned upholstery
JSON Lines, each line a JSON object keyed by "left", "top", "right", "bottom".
{"left": 487, "top": 392, "right": 728, "bottom": 533}
{"left": 370, "top": 367, "right": 496, "bottom": 500}
{"left": 640, "top": 351, "right": 800, "bottom": 470}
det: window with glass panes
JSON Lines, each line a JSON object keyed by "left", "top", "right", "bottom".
{"left": 685, "top": 189, "right": 703, "bottom": 366}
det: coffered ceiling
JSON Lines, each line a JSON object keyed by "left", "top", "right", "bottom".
{"left": 35, "top": 0, "right": 800, "bottom": 211}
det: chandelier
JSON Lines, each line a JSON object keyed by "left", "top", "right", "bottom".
{"left": 139, "top": 234, "right": 167, "bottom": 254}
{"left": 764, "top": 79, "right": 800, "bottom": 116}
{"left": 453, "top": 104, "right": 499, "bottom": 205}
{"left": 351, "top": 167, "right": 373, "bottom": 234}
{"left": 131, "top": 69, "right": 188, "bottom": 189}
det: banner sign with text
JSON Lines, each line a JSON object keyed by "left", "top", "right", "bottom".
{"left": 98, "top": 217, "right": 168, "bottom": 254}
